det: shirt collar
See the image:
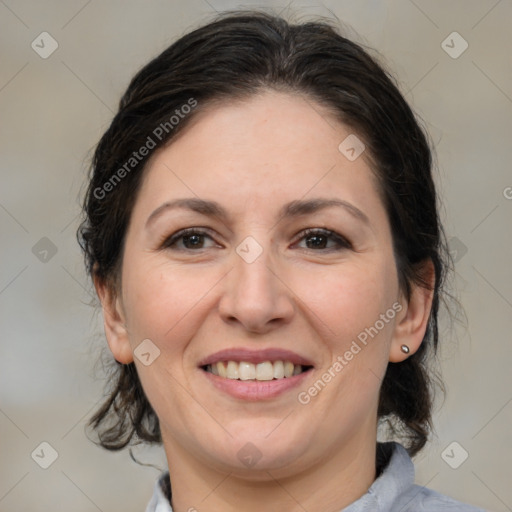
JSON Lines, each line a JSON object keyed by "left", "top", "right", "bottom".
{"left": 342, "top": 442, "right": 415, "bottom": 511}
{"left": 146, "top": 442, "right": 414, "bottom": 512}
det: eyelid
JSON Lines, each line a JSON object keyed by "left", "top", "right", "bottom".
{"left": 292, "top": 228, "right": 352, "bottom": 250}
{"left": 160, "top": 226, "right": 351, "bottom": 252}
{"left": 160, "top": 227, "right": 220, "bottom": 250}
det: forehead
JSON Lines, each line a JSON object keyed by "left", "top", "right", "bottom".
{"left": 135, "top": 91, "right": 385, "bottom": 224}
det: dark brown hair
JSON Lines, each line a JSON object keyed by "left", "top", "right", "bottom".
{"left": 78, "top": 9, "right": 452, "bottom": 457}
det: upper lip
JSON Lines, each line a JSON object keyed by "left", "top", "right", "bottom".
{"left": 198, "top": 348, "right": 314, "bottom": 367}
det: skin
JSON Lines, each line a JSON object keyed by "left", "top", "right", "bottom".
{"left": 96, "top": 90, "right": 434, "bottom": 512}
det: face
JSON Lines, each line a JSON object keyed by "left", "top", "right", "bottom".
{"left": 101, "top": 91, "right": 427, "bottom": 479}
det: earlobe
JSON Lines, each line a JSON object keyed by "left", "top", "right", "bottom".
{"left": 389, "top": 260, "right": 435, "bottom": 363}
{"left": 93, "top": 274, "right": 134, "bottom": 364}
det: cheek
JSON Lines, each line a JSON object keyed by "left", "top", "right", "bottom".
{"left": 119, "top": 261, "right": 220, "bottom": 426}
{"left": 121, "top": 259, "right": 220, "bottom": 353}
{"left": 298, "top": 258, "right": 396, "bottom": 350}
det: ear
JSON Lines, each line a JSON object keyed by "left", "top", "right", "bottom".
{"left": 389, "top": 259, "right": 435, "bottom": 363}
{"left": 93, "top": 273, "right": 134, "bottom": 364}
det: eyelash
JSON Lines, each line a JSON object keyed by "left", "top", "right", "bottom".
{"left": 160, "top": 227, "right": 352, "bottom": 252}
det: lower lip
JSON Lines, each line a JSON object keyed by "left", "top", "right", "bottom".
{"left": 200, "top": 368, "right": 312, "bottom": 401}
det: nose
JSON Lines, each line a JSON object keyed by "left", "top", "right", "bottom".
{"left": 218, "top": 244, "right": 295, "bottom": 334}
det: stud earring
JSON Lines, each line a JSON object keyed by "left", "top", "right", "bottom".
{"left": 400, "top": 344, "right": 410, "bottom": 354}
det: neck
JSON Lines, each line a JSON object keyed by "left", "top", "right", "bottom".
{"left": 162, "top": 429, "right": 378, "bottom": 512}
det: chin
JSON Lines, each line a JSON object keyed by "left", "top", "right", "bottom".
{"left": 198, "top": 433, "right": 310, "bottom": 476}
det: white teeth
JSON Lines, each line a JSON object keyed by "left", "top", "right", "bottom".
{"left": 217, "top": 361, "right": 227, "bottom": 378}
{"left": 206, "top": 360, "right": 307, "bottom": 380}
{"left": 226, "top": 361, "right": 239, "bottom": 379}
{"left": 239, "top": 362, "right": 256, "bottom": 380}
{"left": 273, "top": 360, "right": 284, "bottom": 379}
{"left": 256, "top": 362, "right": 274, "bottom": 381}
{"left": 284, "top": 361, "right": 294, "bottom": 378}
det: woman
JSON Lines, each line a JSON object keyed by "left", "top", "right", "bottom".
{"left": 78, "top": 10, "right": 486, "bottom": 512}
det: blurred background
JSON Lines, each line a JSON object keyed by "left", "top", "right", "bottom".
{"left": 1, "top": 1, "right": 511, "bottom": 510}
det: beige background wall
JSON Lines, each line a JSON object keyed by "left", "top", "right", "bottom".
{"left": 1, "top": 1, "right": 511, "bottom": 510}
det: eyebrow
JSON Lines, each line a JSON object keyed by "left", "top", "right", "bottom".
{"left": 145, "top": 197, "right": 371, "bottom": 228}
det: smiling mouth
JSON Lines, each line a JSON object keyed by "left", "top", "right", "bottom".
{"left": 202, "top": 360, "right": 313, "bottom": 381}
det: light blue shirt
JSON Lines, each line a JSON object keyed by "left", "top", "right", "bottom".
{"left": 145, "top": 442, "right": 487, "bottom": 511}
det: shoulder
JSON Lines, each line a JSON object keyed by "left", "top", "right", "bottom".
{"left": 344, "top": 442, "right": 487, "bottom": 512}
{"left": 395, "top": 483, "right": 488, "bottom": 511}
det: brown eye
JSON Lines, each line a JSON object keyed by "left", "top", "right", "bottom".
{"left": 295, "top": 228, "right": 351, "bottom": 251}
{"left": 162, "top": 228, "right": 218, "bottom": 250}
